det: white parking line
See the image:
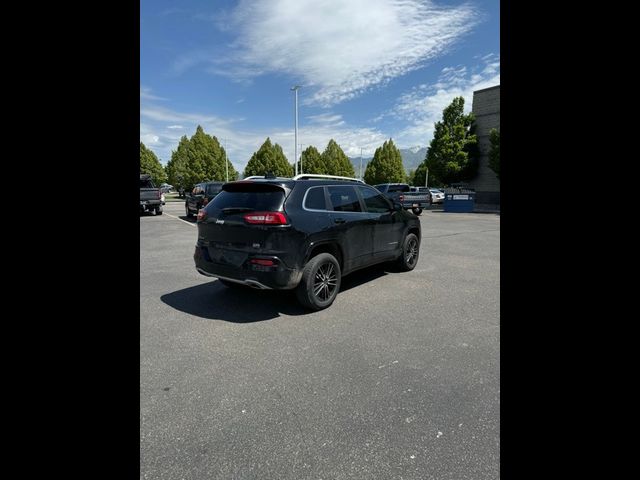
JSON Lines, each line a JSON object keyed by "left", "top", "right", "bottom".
{"left": 164, "top": 212, "right": 196, "bottom": 227}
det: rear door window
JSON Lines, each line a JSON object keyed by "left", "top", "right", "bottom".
{"left": 140, "top": 179, "right": 154, "bottom": 188}
{"left": 327, "top": 186, "right": 362, "bottom": 212}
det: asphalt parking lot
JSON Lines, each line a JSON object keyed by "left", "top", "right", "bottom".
{"left": 140, "top": 201, "right": 500, "bottom": 479}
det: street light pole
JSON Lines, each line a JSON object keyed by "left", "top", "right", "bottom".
{"left": 425, "top": 167, "right": 428, "bottom": 188}
{"left": 359, "top": 147, "right": 363, "bottom": 180}
{"left": 291, "top": 86, "right": 301, "bottom": 176}
{"left": 299, "top": 144, "right": 305, "bottom": 174}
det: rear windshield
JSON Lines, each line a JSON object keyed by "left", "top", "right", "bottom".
{"left": 207, "top": 183, "right": 286, "bottom": 212}
{"left": 140, "top": 179, "right": 155, "bottom": 188}
{"left": 388, "top": 184, "right": 410, "bottom": 193}
{"left": 206, "top": 184, "right": 223, "bottom": 195}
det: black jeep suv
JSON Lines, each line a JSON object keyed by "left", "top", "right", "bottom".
{"left": 194, "top": 176, "right": 421, "bottom": 310}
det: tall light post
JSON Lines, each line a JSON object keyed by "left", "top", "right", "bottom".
{"left": 359, "top": 147, "right": 364, "bottom": 180}
{"left": 299, "top": 144, "right": 306, "bottom": 174}
{"left": 290, "top": 85, "right": 301, "bottom": 176}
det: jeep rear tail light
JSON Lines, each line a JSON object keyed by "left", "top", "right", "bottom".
{"left": 399, "top": 194, "right": 405, "bottom": 202}
{"left": 197, "top": 209, "right": 207, "bottom": 222}
{"left": 202, "top": 197, "right": 209, "bottom": 206}
{"left": 243, "top": 212, "right": 288, "bottom": 225}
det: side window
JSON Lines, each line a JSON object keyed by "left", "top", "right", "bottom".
{"left": 304, "top": 187, "right": 327, "bottom": 210}
{"left": 358, "top": 186, "right": 390, "bottom": 213}
{"left": 328, "top": 186, "right": 362, "bottom": 212}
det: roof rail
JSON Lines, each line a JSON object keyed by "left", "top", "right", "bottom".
{"left": 242, "top": 175, "right": 292, "bottom": 181}
{"left": 292, "top": 174, "right": 364, "bottom": 183}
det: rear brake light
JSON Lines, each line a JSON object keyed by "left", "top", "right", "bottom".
{"left": 250, "top": 258, "right": 276, "bottom": 266}
{"left": 399, "top": 194, "right": 404, "bottom": 202}
{"left": 197, "top": 209, "right": 207, "bottom": 221}
{"left": 243, "top": 211, "right": 288, "bottom": 225}
{"left": 158, "top": 190, "right": 162, "bottom": 199}
{"left": 202, "top": 198, "right": 209, "bottom": 206}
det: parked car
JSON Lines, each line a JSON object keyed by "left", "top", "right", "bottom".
{"left": 429, "top": 188, "right": 445, "bottom": 204}
{"left": 159, "top": 183, "right": 174, "bottom": 194}
{"left": 374, "top": 183, "right": 430, "bottom": 215}
{"left": 140, "top": 174, "right": 163, "bottom": 215}
{"left": 185, "top": 182, "right": 225, "bottom": 217}
{"left": 194, "top": 175, "right": 421, "bottom": 310}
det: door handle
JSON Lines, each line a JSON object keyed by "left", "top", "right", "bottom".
{"left": 334, "top": 218, "right": 346, "bottom": 224}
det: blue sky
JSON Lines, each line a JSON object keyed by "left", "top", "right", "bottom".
{"left": 140, "top": 0, "right": 499, "bottom": 171}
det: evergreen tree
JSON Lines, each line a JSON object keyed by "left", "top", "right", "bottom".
{"left": 298, "top": 145, "right": 325, "bottom": 174}
{"left": 321, "top": 139, "right": 355, "bottom": 176}
{"left": 140, "top": 142, "right": 167, "bottom": 185}
{"left": 363, "top": 139, "right": 405, "bottom": 185}
{"left": 244, "top": 138, "right": 294, "bottom": 177}
{"left": 165, "top": 135, "right": 191, "bottom": 194}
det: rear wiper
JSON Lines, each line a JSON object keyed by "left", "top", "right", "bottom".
{"left": 221, "top": 207, "right": 253, "bottom": 213}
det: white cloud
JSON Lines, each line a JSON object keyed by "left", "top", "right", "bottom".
{"left": 221, "top": 0, "right": 480, "bottom": 106}
{"left": 306, "top": 113, "right": 344, "bottom": 126}
{"left": 140, "top": 86, "right": 166, "bottom": 101}
{"left": 390, "top": 54, "right": 500, "bottom": 147}
{"left": 139, "top": 54, "right": 499, "bottom": 170}
{"left": 141, "top": 91, "right": 388, "bottom": 169}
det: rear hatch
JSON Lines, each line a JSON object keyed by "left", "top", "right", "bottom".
{"left": 197, "top": 182, "right": 292, "bottom": 266}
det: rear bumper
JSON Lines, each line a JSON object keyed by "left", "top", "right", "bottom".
{"left": 194, "top": 246, "right": 302, "bottom": 289}
{"left": 140, "top": 200, "right": 161, "bottom": 210}
{"left": 402, "top": 201, "right": 430, "bottom": 208}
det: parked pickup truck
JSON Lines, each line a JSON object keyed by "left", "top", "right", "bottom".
{"left": 140, "top": 174, "right": 163, "bottom": 215}
{"left": 374, "top": 183, "right": 431, "bottom": 215}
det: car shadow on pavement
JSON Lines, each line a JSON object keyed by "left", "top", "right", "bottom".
{"left": 160, "top": 264, "right": 391, "bottom": 322}
{"left": 161, "top": 280, "right": 308, "bottom": 322}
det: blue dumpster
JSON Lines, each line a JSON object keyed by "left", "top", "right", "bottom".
{"left": 444, "top": 185, "right": 476, "bottom": 212}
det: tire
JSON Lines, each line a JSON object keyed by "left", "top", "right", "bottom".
{"left": 296, "top": 253, "right": 341, "bottom": 311}
{"left": 218, "top": 279, "right": 248, "bottom": 289}
{"left": 412, "top": 207, "right": 422, "bottom": 215}
{"left": 185, "top": 203, "right": 192, "bottom": 217}
{"left": 155, "top": 205, "right": 163, "bottom": 215}
{"left": 396, "top": 233, "right": 420, "bottom": 272}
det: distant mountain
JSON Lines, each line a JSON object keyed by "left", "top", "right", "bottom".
{"left": 399, "top": 147, "right": 427, "bottom": 171}
{"left": 348, "top": 146, "right": 427, "bottom": 177}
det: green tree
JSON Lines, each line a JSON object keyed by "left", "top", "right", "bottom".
{"left": 488, "top": 128, "right": 500, "bottom": 180}
{"left": 140, "top": 142, "right": 167, "bottom": 185}
{"left": 321, "top": 139, "right": 355, "bottom": 176}
{"left": 405, "top": 169, "right": 415, "bottom": 185}
{"left": 184, "top": 125, "right": 237, "bottom": 187}
{"left": 363, "top": 139, "right": 406, "bottom": 185}
{"left": 244, "top": 138, "right": 294, "bottom": 177}
{"left": 165, "top": 135, "right": 191, "bottom": 194}
{"left": 418, "top": 96, "right": 478, "bottom": 186}
{"left": 298, "top": 145, "right": 326, "bottom": 174}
